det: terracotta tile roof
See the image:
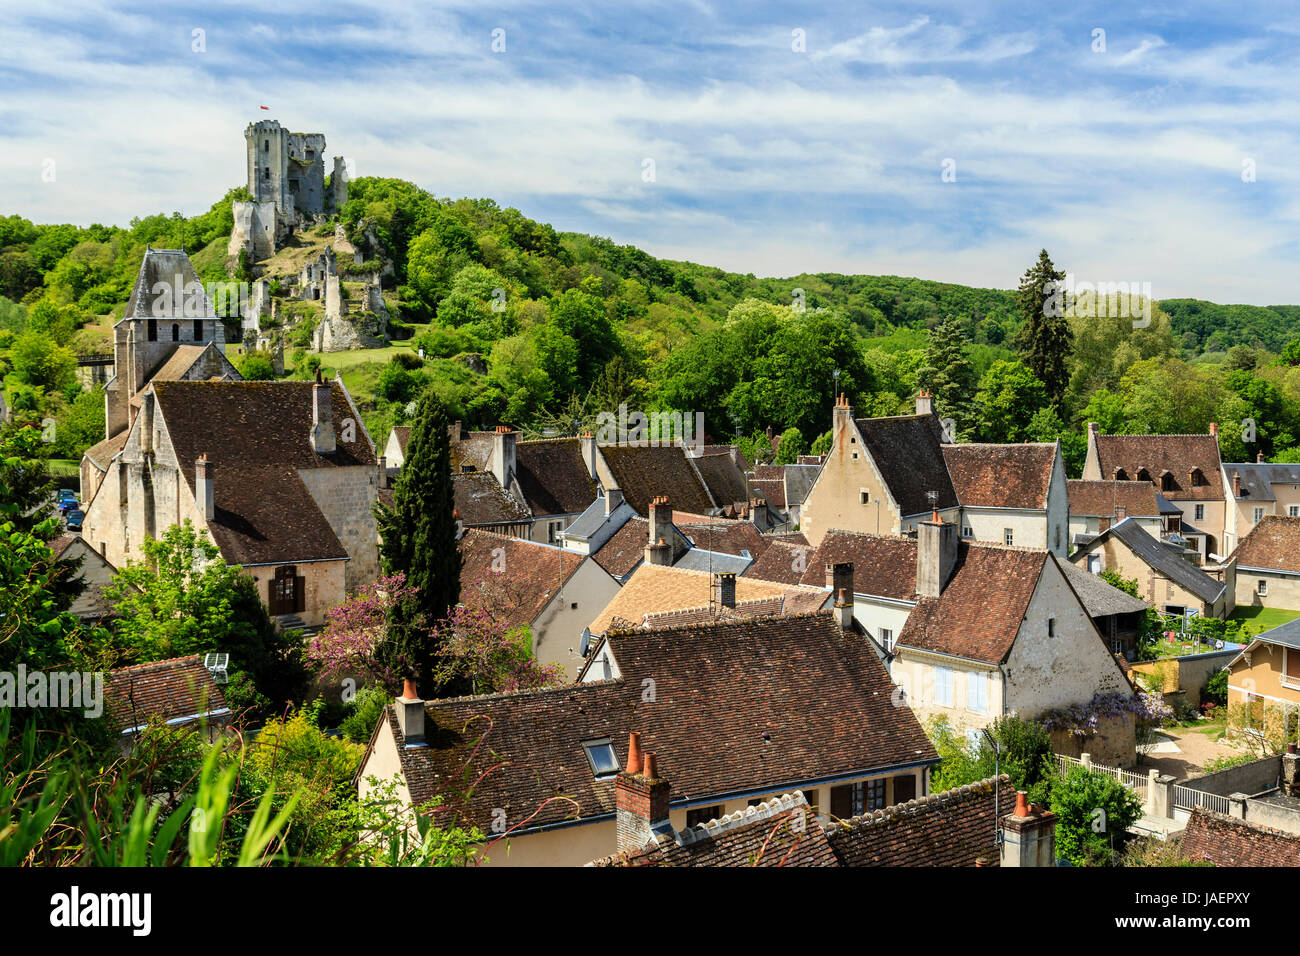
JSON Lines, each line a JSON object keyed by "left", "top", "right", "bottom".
{"left": 943, "top": 443, "right": 1056, "bottom": 510}
{"left": 896, "top": 544, "right": 1047, "bottom": 663}
{"left": 691, "top": 452, "right": 752, "bottom": 509}
{"left": 591, "top": 792, "right": 838, "bottom": 867}
{"left": 749, "top": 478, "right": 786, "bottom": 508}
{"left": 1229, "top": 515, "right": 1300, "bottom": 573}
{"left": 84, "top": 430, "right": 128, "bottom": 471}
{"left": 701, "top": 444, "right": 751, "bottom": 471}
{"left": 599, "top": 444, "right": 715, "bottom": 516}
{"left": 458, "top": 530, "right": 588, "bottom": 632}
{"left": 373, "top": 612, "right": 938, "bottom": 837}
{"left": 745, "top": 540, "right": 817, "bottom": 585}
{"left": 1180, "top": 808, "right": 1300, "bottom": 866}
{"left": 1093, "top": 433, "right": 1224, "bottom": 499}
{"left": 453, "top": 473, "right": 532, "bottom": 527}
{"left": 855, "top": 414, "right": 958, "bottom": 515}
{"left": 767, "top": 531, "right": 810, "bottom": 546}
{"left": 1067, "top": 479, "right": 1162, "bottom": 517}
{"left": 515, "top": 438, "right": 597, "bottom": 516}
{"left": 152, "top": 380, "right": 374, "bottom": 566}
{"left": 589, "top": 563, "right": 828, "bottom": 634}
{"left": 105, "top": 655, "right": 228, "bottom": 733}
{"left": 752, "top": 464, "right": 784, "bottom": 482}
{"left": 823, "top": 776, "right": 1014, "bottom": 866}
{"left": 797, "top": 529, "right": 918, "bottom": 601}
{"left": 591, "top": 516, "right": 652, "bottom": 579}
{"left": 451, "top": 433, "right": 493, "bottom": 472}
{"left": 639, "top": 595, "right": 791, "bottom": 629}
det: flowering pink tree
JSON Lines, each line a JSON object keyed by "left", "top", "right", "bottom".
{"left": 430, "top": 605, "right": 565, "bottom": 695}
{"left": 307, "top": 573, "right": 422, "bottom": 690}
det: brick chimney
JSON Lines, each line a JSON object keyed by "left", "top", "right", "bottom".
{"left": 825, "top": 561, "right": 854, "bottom": 599}
{"left": 1001, "top": 790, "right": 1057, "bottom": 867}
{"left": 915, "top": 389, "right": 934, "bottom": 416}
{"left": 195, "top": 454, "right": 214, "bottom": 521}
{"left": 449, "top": 420, "right": 462, "bottom": 443}
{"left": 311, "top": 382, "right": 336, "bottom": 454}
{"left": 377, "top": 455, "right": 388, "bottom": 490}
{"left": 834, "top": 587, "right": 853, "bottom": 630}
{"left": 832, "top": 393, "right": 854, "bottom": 437}
{"left": 748, "top": 495, "right": 768, "bottom": 529}
{"left": 1233, "top": 471, "right": 1241, "bottom": 498}
{"left": 916, "top": 513, "right": 958, "bottom": 598}
{"left": 648, "top": 496, "right": 673, "bottom": 553}
{"left": 1209, "top": 421, "right": 1219, "bottom": 437}
{"left": 395, "top": 677, "right": 425, "bottom": 746}
{"left": 615, "top": 743, "right": 672, "bottom": 854}
{"left": 716, "top": 572, "right": 736, "bottom": 609}
{"left": 604, "top": 486, "right": 624, "bottom": 516}
{"left": 491, "top": 425, "right": 516, "bottom": 489}
{"left": 1115, "top": 505, "right": 1126, "bottom": 521}
{"left": 1283, "top": 742, "right": 1300, "bottom": 797}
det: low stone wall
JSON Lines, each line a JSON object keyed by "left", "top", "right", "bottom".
{"left": 1181, "top": 754, "right": 1281, "bottom": 797}
{"left": 1130, "top": 648, "right": 1235, "bottom": 708}
{"left": 1051, "top": 713, "right": 1137, "bottom": 768}
{"left": 1245, "top": 795, "right": 1300, "bottom": 834}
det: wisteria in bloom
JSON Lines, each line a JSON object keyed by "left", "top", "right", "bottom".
{"left": 1038, "top": 691, "right": 1173, "bottom": 739}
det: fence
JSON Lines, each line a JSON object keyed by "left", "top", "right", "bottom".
{"left": 1057, "top": 753, "right": 1149, "bottom": 800}
{"left": 1171, "top": 785, "right": 1232, "bottom": 815}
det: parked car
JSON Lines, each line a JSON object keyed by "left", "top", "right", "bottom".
{"left": 65, "top": 510, "right": 84, "bottom": 532}
{"left": 57, "top": 489, "right": 78, "bottom": 510}
{"left": 59, "top": 496, "right": 80, "bottom": 513}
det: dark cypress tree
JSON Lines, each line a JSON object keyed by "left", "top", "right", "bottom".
{"left": 375, "top": 390, "right": 462, "bottom": 694}
{"left": 1014, "top": 249, "right": 1073, "bottom": 409}
{"left": 916, "top": 316, "right": 977, "bottom": 438}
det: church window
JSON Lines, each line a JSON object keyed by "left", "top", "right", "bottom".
{"left": 193, "top": 320, "right": 203, "bottom": 340}
{"left": 147, "top": 319, "right": 157, "bottom": 341}
{"left": 171, "top": 324, "right": 180, "bottom": 342}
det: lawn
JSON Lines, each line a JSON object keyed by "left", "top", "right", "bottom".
{"left": 1229, "top": 605, "right": 1300, "bottom": 638}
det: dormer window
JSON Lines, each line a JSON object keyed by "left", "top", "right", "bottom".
{"left": 1189, "top": 467, "right": 1204, "bottom": 487}
{"left": 581, "top": 739, "right": 619, "bottom": 779}
{"left": 1114, "top": 468, "right": 1129, "bottom": 481}
{"left": 1160, "top": 471, "right": 1175, "bottom": 491}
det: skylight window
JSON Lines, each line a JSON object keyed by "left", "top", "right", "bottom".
{"left": 582, "top": 739, "right": 620, "bottom": 778}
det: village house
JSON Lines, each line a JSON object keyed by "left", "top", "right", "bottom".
{"left": 104, "top": 655, "right": 230, "bottom": 748}
{"left": 1066, "top": 479, "right": 1180, "bottom": 550}
{"left": 82, "top": 248, "right": 242, "bottom": 503}
{"left": 1221, "top": 460, "right": 1300, "bottom": 555}
{"left": 1082, "top": 421, "right": 1227, "bottom": 561}
{"left": 589, "top": 770, "right": 1054, "bottom": 867}
{"left": 1069, "top": 517, "right": 1231, "bottom": 619}
{"left": 800, "top": 393, "right": 960, "bottom": 547}
{"left": 1224, "top": 617, "right": 1300, "bottom": 733}
{"left": 80, "top": 377, "right": 381, "bottom": 630}
{"left": 457, "top": 529, "right": 621, "bottom": 678}
{"left": 49, "top": 535, "right": 124, "bottom": 622}
{"left": 449, "top": 473, "right": 533, "bottom": 537}
{"left": 747, "top": 461, "right": 820, "bottom": 531}
{"left": 1226, "top": 515, "right": 1300, "bottom": 611}
{"left": 355, "top": 610, "right": 941, "bottom": 866}
{"left": 941, "top": 442, "right": 1069, "bottom": 556}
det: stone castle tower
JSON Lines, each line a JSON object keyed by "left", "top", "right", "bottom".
{"left": 229, "top": 120, "right": 349, "bottom": 263}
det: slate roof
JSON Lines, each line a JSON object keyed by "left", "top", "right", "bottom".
{"left": 1180, "top": 808, "right": 1300, "bottom": 866}
{"left": 370, "top": 612, "right": 938, "bottom": 836}
{"left": 453, "top": 473, "right": 532, "bottom": 527}
{"left": 104, "top": 655, "right": 229, "bottom": 733}
{"left": 153, "top": 380, "right": 374, "bottom": 566}
{"left": 855, "top": 414, "right": 958, "bottom": 515}
{"left": 745, "top": 540, "right": 818, "bottom": 586}
{"left": 796, "top": 529, "right": 919, "bottom": 601}
{"left": 123, "top": 248, "right": 219, "bottom": 320}
{"left": 895, "top": 544, "right": 1048, "bottom": 663}
{"left": 670, "top": 549, "right": 754, "bottom": 575}
{"left": 1229, "top": 515, "right": 1300, "bottom": 573}
{"left": 1081, "top": 518, "right": 1225, "bottom": 604}
{"left": 515, "top": 438, "right": 597, "bottom": 516}
{"left": 691, "top": 452, "right": 752, "bottom": 510}
{"left": 1093, "top": 433, "right": 1224, "bottom": 499}
{"left": 591, "top": 792, "right": 838, "bottom": 867}
{"left": 943, "top": 443, "right": 1057, "bottom": 510}
{"left": 458, "top": 530, "right": 589, "bottom": 632}
{"left": 823, "top": 776, "right": 1014, "bottom": 866}
{"left": 1058, "top": 561, "right": 1151, "bottom": 617}
{"left": 1067, "top": 480, "right": 1162, "bottom": 517}
{"left": 588, "top": 563, "right": 828, "bottom": 634}
{"left": 784, "top": 464, "right": 821, "bottom": 507}
{"left": 599, "top": 444, "right": 715, "bottom": 516}
{"left": 1223, "top": 462, "right": 1300, "bottom": 502}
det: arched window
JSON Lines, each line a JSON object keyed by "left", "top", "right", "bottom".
{"left": 171, "top": 324, "right": 180, "bottom": 342}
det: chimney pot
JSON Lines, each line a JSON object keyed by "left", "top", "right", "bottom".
{"left": 1015, "top": 791, "right": 1029, "bottom": 817}
{"left": 395, "top": 680, "right": 425, "bottom": 745}
{"left": 402, "top": 677, "right": 418, "bottom": 700}
{"left": 627, "top": 732, "right": 643, "bottom": 774}
{"left": 643, "top": 751, "right": 658, "bottom": 779}
{"left": 1209, "top": 421, "right": 1219, "bottom": 437}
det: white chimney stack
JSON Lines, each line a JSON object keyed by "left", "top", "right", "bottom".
{"left": 195, "top": 453, "right": 215, "bottom": 521}
{"left": 311, "top": 382, "right": 336, "bottom": 455}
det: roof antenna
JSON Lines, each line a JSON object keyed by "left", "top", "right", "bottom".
{"left": 981, "top": 726, "right": 1003, "bottom": 850}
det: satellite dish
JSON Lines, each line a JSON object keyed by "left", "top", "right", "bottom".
{"left": 203, "top": 653, "right": 230, "bottom": 684}
{"left": 579, "top": 627, "right": 591, "bottom": 657}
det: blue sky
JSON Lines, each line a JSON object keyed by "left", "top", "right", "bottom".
{"left": 1, "top": 1, "right": 1298, "bottom": 302}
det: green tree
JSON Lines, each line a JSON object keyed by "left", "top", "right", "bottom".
{"left": 1051, "top": 765, "right": 1144, "bottom": 866}
{"left": 107, "top": 521, "right": 308, "bottom": 712}
{"left": 1014, "top": 250, "right": 1072, "bottom": 409}
{"left": 916, "top": 317, "right": 977, "bottom": 436}
{"left": 974, "top": 360, "right": 1049, "bottom": 442}
{"left": 374, "top": 390, "right": 462, "bottom": 694}
{"left": 774, "top": 426, "right": 806, "bottom": 465}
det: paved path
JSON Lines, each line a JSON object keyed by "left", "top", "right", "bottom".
{"left": 1138, "top": 725, "right": 1242, "bottom": 782}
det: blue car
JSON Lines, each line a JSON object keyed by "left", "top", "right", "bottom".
{"left": 65, "top": 510, "right": 85, "bottom": 532}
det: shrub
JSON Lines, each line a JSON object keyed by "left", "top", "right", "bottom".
{"left": 1052, "top": 765, "right": 1144, "bottom": 866}
{"left": 1203, "top": 668, "right": 1228, "bottom": 707}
